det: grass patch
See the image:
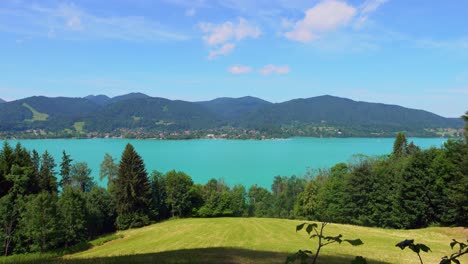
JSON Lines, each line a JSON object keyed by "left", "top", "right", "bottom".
{"left": 73, "top": 122, "right": 85, "bottom": 133}
{"left": 64, "top": 218, "right": 467, "bottom": 264}
{"left": 23, "top": 103, "right": 49, "bottom": 121}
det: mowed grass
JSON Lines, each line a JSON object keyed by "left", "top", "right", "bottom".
{"left": 22, "top": 103, "right": 49, "bottom": 121}
{"left": 56, "top": 218, "right": 467, "bottom": 264}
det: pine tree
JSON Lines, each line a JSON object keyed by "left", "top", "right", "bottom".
{"left": 39, "top": 151, "right": 57, "bottom": 193}
{"left": 393, "top": 132, "right": 408, "bottom": 158}
{"left": 59, "top": 151, "right": 73, "bottom": 188}
{"left": 114, "top": 144, "right": 152, "bottom": 229}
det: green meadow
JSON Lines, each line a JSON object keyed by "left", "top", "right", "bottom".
{"left": 22, "top": 103, "right": 49, "bottom": 121}
{"left": 3, "top": 218, "right": 466, "bottom": 264}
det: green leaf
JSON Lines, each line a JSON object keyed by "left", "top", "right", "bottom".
{"left": 351, "top": 256, "right": 368, "bottom": 264}
{"left": 345, "top": 239, "right": 364, "bottom": 246}
{"left": 305, "top": 224, "right": 314, "bottom": 235}
{"left": 396, "top": 239, "right": 414, "bottom": 250}
{"left": 450, "top": 240, "right": 457, "bottom": 249}
{"left": 418, "top": 243, "right": 431, "bottom": 252}
{"left": 324, "top": 234, "right": 343, "bottom": 243}
{"left": 296, "top": 223, "right": 305, "bottom": 232}
{"left": 439, "top": 258, "right": 450, "bottom": 264}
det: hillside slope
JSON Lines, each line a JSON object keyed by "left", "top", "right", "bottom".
{"left": 0, "top": 94, "right": 463, "bottom": 137}
{"left": 197, "top": 96, "right": 272, "bottom": 119}
{"left": 241, "top": 95, "right": 461, "bottom": 130}
{"left": 65, "top": 218, "right": 467, "bottom": 264}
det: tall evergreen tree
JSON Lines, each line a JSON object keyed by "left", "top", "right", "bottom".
{"left": 393, "top": 132, "right": 408, "bottom": 158}
{"left": 39, "top": 151, "right": 57, "bottom": 193}
{"left": 59, "top": 151, "right": 73, "bottom": 188}
{"left": 114, "top": 144, "right": 152, "bottom": 229}
{"left": 0, "top": 142, "right": 14, "bottom": 197}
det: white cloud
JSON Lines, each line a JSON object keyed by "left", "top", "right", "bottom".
{"left": 66, "top": 16, "right": 82, "bottom": 30}
{"left": 208, "top": 43, "right": 236, "bottom": 59}
{"left": 228, "top": 65, "right": 252, "bottom": 74}
{"left": 355, "top": 0, "right": 388, "bottom": 28}
{"left": 285, "top": 0, "right": 356, "bottom": 43}
{"left": 259, "top": 65, "right": 290, "bottom": 75}
{"left": 0, "top": 2, "right": 189, "bottom": 42}
{"left": 185, "top": 8, "right": 196, "bottom": 17}
{"left": 200, "top": 18, "right": 261, "bottom": 45}
{"left": 200, "top": 17, "right": 260, "bottom": 58}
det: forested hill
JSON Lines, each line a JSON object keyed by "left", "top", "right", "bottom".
{"left": 0, "top": 93, "right": 463, "bottom": 138}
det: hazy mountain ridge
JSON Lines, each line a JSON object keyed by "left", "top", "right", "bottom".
{"left": 0, "top": 93, "right": 463, "bottom": 137}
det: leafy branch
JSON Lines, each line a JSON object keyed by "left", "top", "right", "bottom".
{"left": 396, "top": 239, "right": 431, "bottom": 264}
{"left": 287, "top": 222, "right": 365, "bottom": 264}
{"left": 440, "top": 239, "right": 468, "bottom": 264}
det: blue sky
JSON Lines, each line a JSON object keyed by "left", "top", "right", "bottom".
{"left": 0, "top": 0, "right": 467, "bottom": 117}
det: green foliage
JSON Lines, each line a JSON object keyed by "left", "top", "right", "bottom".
{"left": 86, "top": 186, "right": 116, "bottom": 237}
{"left": 164, "top": 170, "right": 195, "bottom": 217}
{"left": 70, "top": 162, "right": 94, "bottom": 192}
{"left": 288, "top": 222, "right": 364, "bottom": 264}
{"left": 58, "top": 187, "right": 88, "bottom": 246}
{"left": 99, "top": 153, "right": 118, "bottom": 189}
{"left": 114, "top": 144, "right": 152, "bottom": 230}
{"left": 39, "top": 151, "right": 57, "bottom": 193}
{"left": 59, "top": 151, "right": 72, "bottom": 188}
{"left": 393, "top": 132, "right": 408, "bottom": 157}
{"left": 19, "top": 192, "right": 61, "bottom": 252}
{"left": 462, "top": 111, "right": 468, "bottom": 142}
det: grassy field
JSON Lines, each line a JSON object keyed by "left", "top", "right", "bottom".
{"left": 22, "top": 103, "right": 49, "bottom": 121}
{"left": 23, "top": 103, "right": 49, "bottom": 121}
{"left": 2, "top": 218, "right": 467, "bottom": 264}
{"left": 73, "top": 122, "right": 85, "bottom": 133}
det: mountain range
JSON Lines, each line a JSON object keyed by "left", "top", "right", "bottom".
{"left": 0, "top": 93, "right": 463, "bottom": 137}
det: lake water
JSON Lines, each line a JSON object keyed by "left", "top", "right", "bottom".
{"left": 6, "top": 138, "right": 447, "bottom": 188}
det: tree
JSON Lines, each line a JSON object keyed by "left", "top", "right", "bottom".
{"left": 19, "top": 192, "right": 61, "bottom": 252}
{"left": 59, "top": 151, "right": 73, "bottom": 188}
{"left": 393, "top": 132, "right": 408, "bottom": 158}
{"left": 70, "top": 162, "right": 94, "bottom": 192}
{"left": 38, "top": 151, "right": 57, "bottom": 193}
{"left": 164, "top": 170, "right": 194, "bottom": 217}
{"left": 0, "top": 142, "right": 14, "bottom": 197}
{"left": 99, "top": 153, "right": 118, "bottom": 189}
{"left": 58, "top": 187, "right": 88, "bottom": 246}
{"left": 86, "top": 186, "right": 116, "bottom": 237}
{"left": 463, "top": 111, "right": 468, "bottom": 142}
{"left": 114, "top": 144, "right": 152, "bottom": 229}
{"left": 150, "top": 170, "right": 169, "bottom": 221}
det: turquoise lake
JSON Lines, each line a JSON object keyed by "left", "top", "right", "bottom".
{"left": 6, "top": 138, "right": 447, "bottom": 188}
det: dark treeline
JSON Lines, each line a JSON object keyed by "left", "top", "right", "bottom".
{"left": 0, "top": 133, "right": 467, "bottom": 256}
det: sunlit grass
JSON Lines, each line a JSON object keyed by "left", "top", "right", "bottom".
{"left": 65, "top": 218, "right": 467, "bottom": 264}
{"left": 23, "top": 103, "right": 49, "bottom": 121}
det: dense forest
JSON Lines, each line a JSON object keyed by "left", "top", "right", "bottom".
{"left": 0, "top": 94, "right": 463, "bottom": 139}
{"left": 0, "top": 130, "right": 467, "bottom": 256}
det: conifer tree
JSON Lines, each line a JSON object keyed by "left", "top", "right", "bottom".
{"left": 114, "top": 144, "right": 152, "bottom": 229}
{"left": 39, "top": 151, "right": 57, "bottom": 193}
{"left": 393, "top": 132, "right": 408, "bottom": 158}
{"left": 59, "top": 151, "right": 72, "bottom": 188}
